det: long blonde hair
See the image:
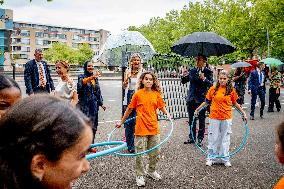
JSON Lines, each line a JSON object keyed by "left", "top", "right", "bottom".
{"left": 137, "top": 71, "right": 162, "bottom": 93}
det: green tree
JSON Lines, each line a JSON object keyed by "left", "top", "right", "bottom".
{"left": 129, "top": 0, "right": 284, "bottom": 63}
{"left": 44, "top": 43, "right": 93, "bottom": 65}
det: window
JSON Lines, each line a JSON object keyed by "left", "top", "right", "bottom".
{"left": 20, "top": 30, "right": 30, "bottom": 37}
{"left": 90, "top": 44, "right": 99, "bottom": 50}
{"left": 57, "top": 34, "right": 66, "bottom": 39}
{"left": 12, "top": 46, "right": 21, "bottom": 51}
{"left": 14, "top": 23, "right": 20, "bottom": 28}
{"left": 19, "top": 54, "right": 29, "bottom": 59}
{"left": 89, "top": 37, "right": 97, "bottom": 42}
{"left": 13, "top": 54, "right": 28, "bottom": 59}
{"left": 21, "top": 46, "right": 30, "bottom": 52}
{"left": 73, "top": 34, "right": 79, "bottom": 40}
{"left": 12, "top": 38, "right": 21, "bottom": 44}
{"left": 43, "top": 40, "right": 51, "bottom": 46}
{"left": 21, "top": 38, "right": 30, "bottom": 45}
{"left": 49, "top": 33, "right": 56, "bottom": 38}
{"left": 36, "top": 32, "right": 43, "bottom": 37}
{"left": 36, "top": 39, "right": 44, "bottom": 45}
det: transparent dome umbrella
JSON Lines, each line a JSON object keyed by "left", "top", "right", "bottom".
{"left": 97, "top": 31, "right": 156, "bottom": 114}
{"left": 98, "top": 31, "right": 155, "bottom": 67}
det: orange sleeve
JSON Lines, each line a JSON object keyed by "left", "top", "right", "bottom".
{"left": 82, "top": 77, "right": 90, "bottom": 85}
{"left": 206, "top": 86, "right": 215, "bottom": 101}
{"left": 231, "top": 88, "right": 238, "bottom": 103}
{"left": 157, "top": 93, "right": 166, "bottom": 109}
{"left": 274, "top": 177, "right": 284, "bottom": 189}
{"left": 128, "top": 92, "right": 138, "bottom": 109}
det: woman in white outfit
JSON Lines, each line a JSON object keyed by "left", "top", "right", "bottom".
{"left": 55, "top": 60, "right": 78, "bottom": 107}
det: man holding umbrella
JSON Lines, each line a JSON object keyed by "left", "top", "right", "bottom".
{"left": 181, "top": 54, "right": 213, "bottom": 146}
{"left": 172, "top": 31, "right": 235, "bottom": 146}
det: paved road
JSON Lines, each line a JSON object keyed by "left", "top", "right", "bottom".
{"left": 17, "top": 79, "right": 284, "bottom": 189}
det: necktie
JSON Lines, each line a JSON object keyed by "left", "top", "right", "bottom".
{"left": 259, "top": 71, "right": 263, "bottom": 86}
{"left": 39, "top": 62, "right": 46, "bottom": 87}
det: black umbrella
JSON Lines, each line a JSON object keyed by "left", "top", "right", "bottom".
{"left": 171, "top": 32, "right": 236, "bottom": 57}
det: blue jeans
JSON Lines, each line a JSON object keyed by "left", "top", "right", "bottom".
{"left": 124, "top": 90, "right": 136, "bottom": 151}
{"left": 187, "top": 101, "right": 206, "bottom": 141}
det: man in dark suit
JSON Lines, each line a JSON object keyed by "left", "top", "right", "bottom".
{"left": 181, "top": 54, "right": 214, "bottom": 146}
{"left": 248, "top": 62, "right": 266, "bottom": 120}
{"left": 24, "top": 49, "right": 54, "bottom": 95}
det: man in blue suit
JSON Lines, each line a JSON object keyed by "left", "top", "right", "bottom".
{"left": 248, "top": 62, "right": 266, "bottom": 120}
{"left": 181, "top": 54, "right": 214, "bottom": 146}
{"left": 24, "top": 49, "right": 54, "bottom": 95}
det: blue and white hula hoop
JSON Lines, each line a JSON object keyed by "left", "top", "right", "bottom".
{"left": 108, "top": 117, "right": 174, "bottom": 156}
{"left": 191, "top": 104, "right": 249, "bottom": 158}
{"left": 86, "top": 141, "right": 127, "bottom": 160}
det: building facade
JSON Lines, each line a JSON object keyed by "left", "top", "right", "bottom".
{"left": 0, "top": 8, "right": 13, "bottom": 67}
{"left": 11, "top": 21, "right": 109, "bottom": 65}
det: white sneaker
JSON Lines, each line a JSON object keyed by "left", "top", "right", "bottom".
{"left": 206, "top": 159, "right": 213, "bottom": 166}
{"left": 224, "top": 161, "right": 232, "bottom": 167}
{"left": 148, "top": 171, "right": 161, "bottom": 180}
{"left": 136, "top": 176, "right": 145, "bottom": 187}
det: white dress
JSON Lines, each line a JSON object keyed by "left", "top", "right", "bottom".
{"left": 55, "top": 78, "right": 76, "bottom": 101}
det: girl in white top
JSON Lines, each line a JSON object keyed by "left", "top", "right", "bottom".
{"left": 55, "top": 60, "right": 78, "bottom": 107}
{"left": 122, "top": 53, "right": 143, "bottom": 153}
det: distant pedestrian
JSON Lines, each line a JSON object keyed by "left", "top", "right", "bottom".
{"left": 268, "top": 67, "right": 282, "bottom": 112}
{"left": 0, "top": 74, "right": 21, "bottom": 119}
{"left": 274, "top": 121, "right": 284, "bottom": 189}
{"left": 116, "top": 71, "right": 171, "bottom": 187}
{"left": 248, "top": 62, "right": 266, "bottom": 120}
{"left": 233, "top": 67, "right": 247, "bottom": 106}
{"left": 122, "top": 53, "right": 143, "bottom": 153}
{"left": 77, "top": 61, "right": 106, "bottom": 145}
{"left": 194, "top": 70, "right": 247, "bottom": 167}
{"left": 0, "top": 95, "right": 92, "bottom": 189}
{"left": 54, "top": 60, "right": 78, "bottom": 107}
{"left": 181, "top": 54, "right": 213, "bottom": 146}
{"left": 24, "top": 49, "right": 54, "bottom": 95}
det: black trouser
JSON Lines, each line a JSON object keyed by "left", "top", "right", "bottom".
{"left": 250, "top": 86, "right": 266, "bottom": 117}
{"left": 268, "top": 88, "right": 281, "bottom": 111}
{"left": 187, "top": 101, "right": 206, "bottom": 141}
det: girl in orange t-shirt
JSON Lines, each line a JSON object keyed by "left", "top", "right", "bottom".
{"left": 194, "top": 70, "right": 247, "bottom": 167}
{"left": 116, "top": 71, "right": 171, "bottom": 187}
{"left": 274, "top": 122, "right": 284, "bottom": 189}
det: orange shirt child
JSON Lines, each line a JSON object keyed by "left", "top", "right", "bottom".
{"left": 274, "top": 177, "right": 284, "bottom": 189}
{"left": 128, "top": 88, "right": 166, "bottom": 136}
{"left": 206, "top": 86, "right": 238, "bottom": 120}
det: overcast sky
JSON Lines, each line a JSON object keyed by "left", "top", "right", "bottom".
{"left": 2, "top": 0, "right": 192, "bottom": 34}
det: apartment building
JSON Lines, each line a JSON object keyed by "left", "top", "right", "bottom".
{"left": 11, "top": 21, "right": 109, "bottom": 65}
